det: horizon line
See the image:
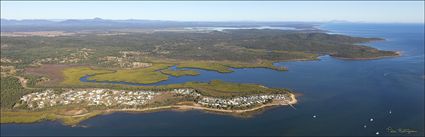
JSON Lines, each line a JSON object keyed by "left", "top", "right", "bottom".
{"left": 1, "top": 18, "right": 424, "bottom": 24}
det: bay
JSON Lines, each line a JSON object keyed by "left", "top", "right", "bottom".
{"left": 2, "top": 23, "right": 423, "bottom": 136}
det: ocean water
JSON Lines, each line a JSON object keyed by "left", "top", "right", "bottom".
{"left": 1, "top": 23, "right": 424, "bottom": 136}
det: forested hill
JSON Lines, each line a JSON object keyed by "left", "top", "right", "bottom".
{"left": 1, "top": 28, "right": 397, "bottom": 67}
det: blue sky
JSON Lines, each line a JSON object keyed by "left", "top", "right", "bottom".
{"left": 1, "top": 1, "right": 424, "bottom": 23}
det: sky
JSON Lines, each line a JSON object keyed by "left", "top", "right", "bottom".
{"left": 1, "top": 1, "right": 424, "bottom": 23}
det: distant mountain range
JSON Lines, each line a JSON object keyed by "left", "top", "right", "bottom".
{"left": 1, "top": 18, "right": 319, "bottom": 32}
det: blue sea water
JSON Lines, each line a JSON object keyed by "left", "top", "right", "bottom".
{"left": 1, "top": 23, "right": 424, "bottom": 136}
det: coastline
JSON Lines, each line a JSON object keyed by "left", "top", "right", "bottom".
{"left": 331, "top": 51, "right": 401, "bottom": 60}
{"left": 1, "top": 93, "right": 297, "bottom": 126}
{"left": 107, "top": 93, "right": 297, "bottom": 114}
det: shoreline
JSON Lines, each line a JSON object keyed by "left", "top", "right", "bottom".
{"left": 107, "top": 93, "right": 297, "bottom": 114}
{"left": 331, "top": 51, "right": 401, "bottom": 60}
{"left": 1, "top": 93, "right": 297, "bottom": 126}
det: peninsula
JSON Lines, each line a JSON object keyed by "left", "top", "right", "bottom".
{"left": 0, "top": 19, "right": 398, "bottom": 125}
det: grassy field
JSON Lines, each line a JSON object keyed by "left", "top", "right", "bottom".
{"left": 88, "top": 63, "right": 173, "bottom": 84}
{"left": 175, "top": 60, "right": 291, "bottom": 73}
{"left": 1, "top": 109, "right": 102, "bottom": 126}
{"left": 47, "top": 61, "right": 292, "bottom": 88}
{"left": 220, "top": 61, "right": 287, "bottom": 71}
{"left": 1, "top": 111, "right": 48, "bottom": 124}
{"left": 176, "top": 61, "right": 234, "bottom": 73}
{"left": 160, "top": 69, "right": 200, "bottom": 77}
{"left": 62, "top": 67, "right": 114, "bottom": 86}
